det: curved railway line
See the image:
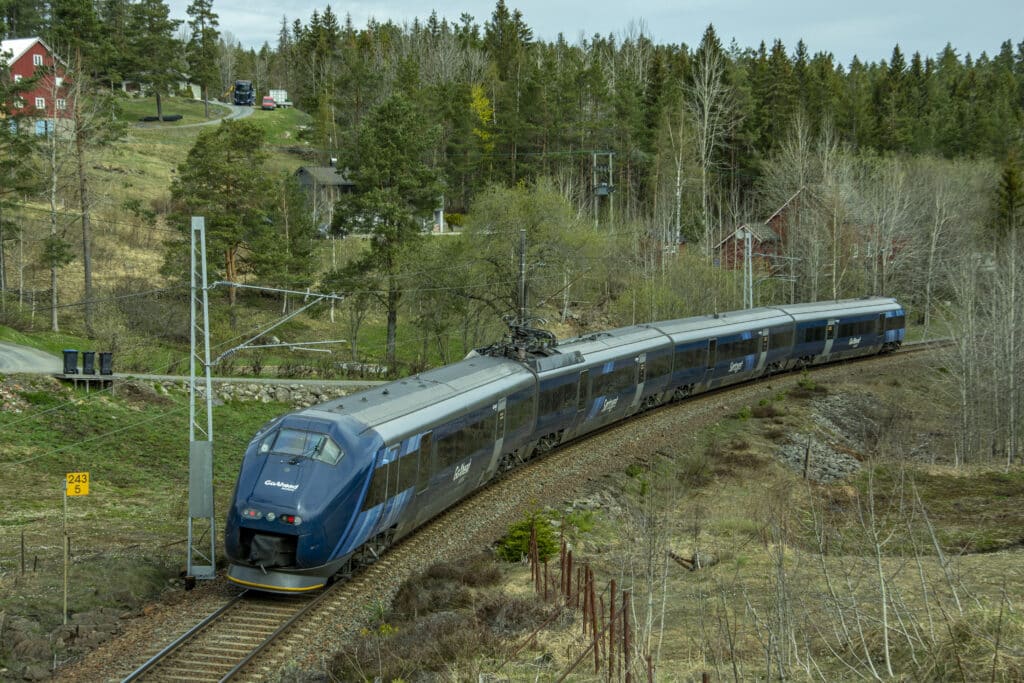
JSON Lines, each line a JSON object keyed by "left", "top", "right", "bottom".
{"left": 117, "top": 341, "right": 944, "bottom": 682}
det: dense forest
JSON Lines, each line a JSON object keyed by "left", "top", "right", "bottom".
{"left": 1, "top": 1, "right": 1023, "bottom": 464}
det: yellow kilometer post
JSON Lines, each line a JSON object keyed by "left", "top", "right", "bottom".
{"left": 63, "top": 472, "right": 89, "bottom": 625}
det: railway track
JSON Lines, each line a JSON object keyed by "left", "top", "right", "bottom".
{"left": 119, "top": 341, "right": 941, "bottom": 682}
{"left": 122, "top": 592, "right": 311, "bottom": 681}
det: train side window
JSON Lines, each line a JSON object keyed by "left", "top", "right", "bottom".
{"left": 577, "top": 370, "right": 589, "bottom": 410}
{"left": 771, "top": 327, "right": 794, "bottom": 348}
{"left": 362, "top": 456, "right": 390, "bottom": 511}
{"left": 648, "top": 350, "right": 673, "bottom": 378}
{"left": 826, "top": 324, "right": 835, "bottom": 340}
{"left": 416, "top": 432, "right": 433, "bottom": 493}
{"left": 877, "top": 314, "right": 886, "bottom": 334}
{"left": 506, "top": 389, "right": 535, "bottom": 433}
{"left": 398, "top": 449, "right": 417, "bottom": 495}
{"left": 707, "top": 339, "right": 717, "bottom": 368}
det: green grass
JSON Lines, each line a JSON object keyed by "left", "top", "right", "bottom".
{"left": 247, "top": 106, "right": 313, "bottom": 146}
{"left": 117, "top": 95, "right": 232, "bottom": 126}
{"left": 0, "top": 378, "right": 291, "bottom": 635}
{"left": 0, "top": 324, "right": 94, "bottom": 357}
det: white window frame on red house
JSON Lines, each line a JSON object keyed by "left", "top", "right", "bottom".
{"left": 35, "top": 96, "right": 45, "bottom": 109}
{"left": 13, "top": 74, "right": 22, "bottom": 82}
{"left": 56, "top": 98, "right": 67, "bottom": 110}
{"left": 33, "top": 54, "right": 43, "bottom": 66}
{"left": 14, "top": 96, "right": 25, "bottom": 108}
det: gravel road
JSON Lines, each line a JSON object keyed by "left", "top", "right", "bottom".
{"left": 0, "top": 341, "right": 61, "bottom": 374}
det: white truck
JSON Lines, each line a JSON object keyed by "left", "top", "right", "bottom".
{"left": 268, "top": 89, "right": 292, "bottom": 108}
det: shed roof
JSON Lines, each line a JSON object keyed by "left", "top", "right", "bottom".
{"left": 766, "top": 187, "right": 803, "bottom": 224}
{"left": 713, "top": 222, "right": 780, "bottom": 250}
{"left": 296, "top": 166, "right": 354, "bottom": 187}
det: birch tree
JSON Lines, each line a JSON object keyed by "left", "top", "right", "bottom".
{"left": 992, "top": 154, "right": 1023, "bottom": 467}
{"left": 685, "top": 25, "right": 739, "bottom": 256}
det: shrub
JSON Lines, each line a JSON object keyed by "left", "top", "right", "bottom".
{"left": 678, "top": 451, "right": 713, "bottom": 487}
{"left": 495, "top": 511, "right": 558, "bottom": 562}
{"left": 476, "top": 594, "right": 551, "bottom": 635}
{"left": 752, "top": 403, "right": 781, "bottom": 418}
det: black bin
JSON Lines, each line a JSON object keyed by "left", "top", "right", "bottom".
{"left": 82, "top": 351, "right": 96, "bottom": 375}
{"left": 99, "top": 352, "right": 113, "bottom": 376}
{"left": 62, "top": 349, "right": 78, "bottom": 375}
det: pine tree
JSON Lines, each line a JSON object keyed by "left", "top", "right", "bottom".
{"left": 874, "top": 44, "right": 912, "bottom": 151}
{"left": 327, "top": 94, "right": 444, "bottom": 365}
{"left": 128, "top": 0, "right": 182, "bottom": 120}
{"left": 0, "top": 0, "right": 44, "bottom": 38}
{"left": 763, "top": 39, "right": 796, "bottom": 152}
{"left": 187, "top": 0, "right": 220, "bottom": 118}
{"left": 169, "top": 120, "right": 275, "bottom": 305}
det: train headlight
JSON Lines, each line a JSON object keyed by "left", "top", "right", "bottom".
{"left": 281, "top": 515, "right": 302, "bottom": 526}
{"left": 266, "top": 512, "right": 276, "bottom": 522}
{"left": 242, "top": 508, "right": 263, "bottom": 519}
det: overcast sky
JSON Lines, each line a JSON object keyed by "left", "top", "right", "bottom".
{"left": 167, "top": 0, "right": 1022, "bottom": 67}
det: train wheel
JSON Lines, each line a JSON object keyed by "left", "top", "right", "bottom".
{"left": 536, "top": 434, "right": 559, "bottom": 455}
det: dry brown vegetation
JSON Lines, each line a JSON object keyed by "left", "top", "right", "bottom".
{"left": 329, "top": 356, "right": 1024, "bottom": 681}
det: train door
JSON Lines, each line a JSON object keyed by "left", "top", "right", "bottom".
{"left": 415, "top": 432, "right": 433, "bottom": 496}
{"left": 705, "top": 338, "right": 718, "bottom": 386}
{"left": 484, "top": 399, "right": 507, "bottom": 485}
{"left": 632, "top": 354, "right": 646, "bottom": 410}
{"left": 822, "top": 319, "right": 838, "bottom": 357}
{"left": 577, "top": 369, "right": 590, "bottom": 416}
{"left": 876, "top": 313, "right": 886, "bottom": 340}
{"left": 756, "top": 329, "right": 769, "bottom": 372}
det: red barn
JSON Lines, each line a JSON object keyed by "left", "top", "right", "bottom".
{"left": 1, "top": 37, "right": 72, "bottom": 132}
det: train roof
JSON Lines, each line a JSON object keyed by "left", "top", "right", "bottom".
{"left": 774, "top": 297, "right": 901, "bottom": 320}
{"left": 556, "top": 325, "right": 667, "bottom": 360}
{"left": 305, "top": 354, "right": 530, "bottom": 430}
{"left": 651, "top": 307, "right": 793, "bottom": 340}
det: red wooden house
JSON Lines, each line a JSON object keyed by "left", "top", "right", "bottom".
{"left": 1, "top": 37, "right": 72, "bottom": 133}
{"left": 715, "top": 188, "right": 801, "bottom": 272}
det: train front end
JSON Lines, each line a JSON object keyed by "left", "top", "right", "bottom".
{"left": 225, "top": 413, "right": 380, "bottom": 593}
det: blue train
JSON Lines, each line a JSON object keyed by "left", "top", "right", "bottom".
{"left": 225, "top": 297, "right": 905, "bottom": 592}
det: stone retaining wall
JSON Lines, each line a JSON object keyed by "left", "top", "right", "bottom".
{"left": 154, "top": 381, "right": 357, "bottom": 409}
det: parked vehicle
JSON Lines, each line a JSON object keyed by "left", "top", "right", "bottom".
{"left": 232, "top": 80, "right": 255, "bottom": 106}
{"left": 261, "top": 95, "right": 276, "bottom": 110}
{"left": 268, "top": 89, "right": 292, "bottom": 108}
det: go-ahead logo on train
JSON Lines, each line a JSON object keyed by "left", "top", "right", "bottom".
{"left": 849, "top": 336, "right": 861, "bottom": 347}
{"left": 729, "top": 360, "right": 744, "bottom": 373}
{"left": 264, "top": 480, "right": 299, "bottom": 492}
{"left": 453, "top": 461, "right": 471, "bottom": 481}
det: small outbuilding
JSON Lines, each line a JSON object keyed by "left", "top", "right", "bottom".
{"left": 294, "top": 165, "right": 355, "bottom": 234}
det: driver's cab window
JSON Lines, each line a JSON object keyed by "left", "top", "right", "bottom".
{"left": 259, "top": 428, "right": 345, "bottom": 465}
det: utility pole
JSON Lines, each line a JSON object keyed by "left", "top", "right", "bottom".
{"left": 592, "top": 152, "right": 614, "bottom": 228}
{"left": 186, "top": 221, "right": 347, "bottom": 584}
{"left": 188, "top": 217, "right": 216, "bottom": 581}
{"left": 518, "top": 228, "right": 527, "bottom": 324}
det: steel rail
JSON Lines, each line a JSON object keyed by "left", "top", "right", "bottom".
{"left": 120, "top": 591, "right": 248, "bottom": 682}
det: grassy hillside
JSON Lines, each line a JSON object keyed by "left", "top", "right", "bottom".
{"left": 0, "top": 375, "right": 291, "bottom": 646}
